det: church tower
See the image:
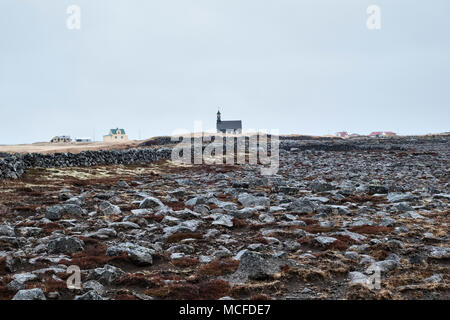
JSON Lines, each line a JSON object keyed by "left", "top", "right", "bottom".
{"left": 217, "top": 110, "right": 221, "bottom": 123}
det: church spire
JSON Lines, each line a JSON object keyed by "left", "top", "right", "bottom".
{"left": 217, "top": 110, "right": 221, "bottom": 122}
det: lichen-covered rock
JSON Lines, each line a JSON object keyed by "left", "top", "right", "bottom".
{"left": 106, "top": 242, "right": 154, "bottom": 265}
{"left": 47, "top": 236, "right": 84, "bottom": 254}
{"left": 12, "top": 288, "right": 46, "bottom": 300}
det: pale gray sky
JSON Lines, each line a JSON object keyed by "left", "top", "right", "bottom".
{"left": 1, "top": 0, "right": 449, "bottom": 144}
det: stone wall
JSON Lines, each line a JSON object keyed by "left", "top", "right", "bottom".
{"left": 0, "top": 148, "right": 172, "bottom": 179}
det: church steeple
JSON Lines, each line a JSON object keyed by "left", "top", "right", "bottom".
{"left": 217, "top": 110, "right": 221, "bottom": 122}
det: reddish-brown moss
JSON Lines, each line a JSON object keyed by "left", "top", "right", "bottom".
{"left": 142, "top": 213, "right": 164, "bottom": 223}
{"left": 197, "top": 280, "right": 231, "bottom": 300}
{"left": 146, "top": 280, "right": 231, "bottom": 300}
{"left": 349, "top": 225, "right": 393, "bottom": 235}
{"left": 41, "top": 222, "right": 63, "bottom": 235}
{"left": 0, "top": 257, "right": 6, "bottom": 275}
{"left": 232, "top": 218, "right": 248, "bottom": 228}
{"left": 338, "top": 195, "right": 388, "bottom": 205}
{"left": 199, "top": 258, "right": 239, "bottom": 276}
{"left": 59, "top": 240, "right": 131, "bottom": 269}
{"left": 300, "top": 225, "right": 334, "bottom": 234}
{"left": 0, "top": 286, "right": 14, "bottom": 300}
{"left": 172, "top": 257, "right": 199, "bottom": 268}
{"left": 165, "top": 202, "right": 186, "bottom": 211}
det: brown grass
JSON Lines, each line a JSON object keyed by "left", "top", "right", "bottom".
{"left": 231, "top": 281, "right": 281, "bottom": 297}
{"left": 300, "top": 225, "right": 334, "bottom": 234}
{"left": 59, "top": 237, "right": 131, "bottom": 269}
{"left": 146, "top": 279, "right": 231, "bottom": 300}
{"left": 0, "top": 286, "right": 14, "bottom": 300}
{"left": 0, "top": 141, "right": 139, "bottom": 155}
{"left": 346, "top": 283, "right": 397, "bottom": 300}
{"left": 165, "top": 202, "right": 186, "bottom": 211}
{"left": 198, "top": 280, "right": 231, "bottom": 300}
{"left": 286, "top": 267, "right": 327, "bottom": 282}
{"left": 41, "top": 222, "right": 63, "bottom": 235}
{"left": 349, "top": 225, "right": 393, "bottom": 235}
{"left": 232, "top": 218, "right": 249, "bottom": 228}
{"left": 338, "top": 195, "right": 388, "bottom": 205}
{"left": 172, "top": 257, "right": 199, "bottom": 268}
{"left": 199, "top": 258, "right": 240, "bottom": 276}
{"left": 167, "top": 232, "right": 203, "bottom": 243}
{"left": 300, "top": 218, "right": 318, "bottom": 225}
{"left": 252, "top": 236, "right": 269, "bottom": 244}
{"left": 0, "top": 257, "right": 7, "bottom": 275}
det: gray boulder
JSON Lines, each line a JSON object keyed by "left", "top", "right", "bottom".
{"left": 387, "top": 192, "right": 415, "bottom": 203}
{"left": 88, "top": 264, "right": 125, "bottom": 285}
{"left": 237, "top": 193, "right": 270, "bottom": 207}
{"left": 63, "top": 204, "right": 86, "bottom": 216}
{"left": 139, "top": 197, "right": 164, "bottom": 210}
{"left": 48, "top": 236, "right": 84, "bottom": 254}
{"left": 106, "top": 242, "right": 153, "bottom": 265}
{"left": 74, "top": 290, "right": 107, "bottom": 300}
{"left": 99, "top": 201, "right": 121, "bottom": 215}
{"left": 314, "top": 236, "right": 337, "bottom": 246}
{"left": 367, "top": 185, "right": 388, "bottom": 194}
{"left": 12, "top": 288, "right": 46, "bottom": 300}
{"left": 232, "top": 251, "right": 280, "bottom": 281}
{"left": 45, "top": 205, "right": 64, "bottom": 221}
{"left": 0, "top": 224, "right": 15, "bottom": 237}
{"left": 211, "top": 214, "right": 234, "bottom": 228}
{"left": 7, "top": 273, "right": 38, "bottom": 291}
{"left": 310, "top": 180, "right": 333, "bottom": 193}
{"left": 348, "top": 271, "right": 369, "bottom": 285}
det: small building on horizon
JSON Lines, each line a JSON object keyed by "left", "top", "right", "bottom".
{"left": 369, "top": 131, "right": 384, "bottom": 137}
{"left": 369, "top": 131, "right": 397, "bottom": 138}
{"left": 50, "top": 135, "right": 72, "bottom": 143}
{"left": 103, "top": 128, "right": 128, "bottom": 142}
{"left": 216, "top": 110, "right": 242, "bottom": 134}
{"left": 75, "top": 137, "right": 92, "bottom": 143}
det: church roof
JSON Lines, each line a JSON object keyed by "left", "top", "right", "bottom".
{"left": 217, "top": 120, "right": 242, "bottom": 130}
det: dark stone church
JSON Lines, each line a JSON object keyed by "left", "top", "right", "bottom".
{"left": 216, "top": 111, "right": 242, "bottom": 134}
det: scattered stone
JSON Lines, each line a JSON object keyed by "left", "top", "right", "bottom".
{"left": 48, "top": 236, "right": 84, "bottom": 254}
{"left": 231, "top": 251, "right": 281, "bottom": 281}
{"left": 314, "top": 236, "right": 337, "bottom": 246}
{"left": 74, "top": 290, "right": 107, "bottom": 300}
{"left": 423, "top": 274, "right": 442, "bottom": 283}
{"left": 45, "top": 205, "right": 63, "bottom": 221}
{"left": 99, "top": 201, "right": 121, "bottom": 215}
{"left": 12, "top": 288, "right": 46, "bottom": 300}
{"left": 139, "top": 197, "right": 164, "bottom": 210}
{"left": 106, "top": 242, "right": 154, "bottom": 265}
{"left": 7, "top": 273, "right": 38, "bottom": 291}
{"left": 88, "top": 265, "right": 125, "bottom": 285}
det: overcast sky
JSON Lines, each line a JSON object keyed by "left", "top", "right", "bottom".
{"left": 1, "top": 0, "right": 449, "bottom": 144}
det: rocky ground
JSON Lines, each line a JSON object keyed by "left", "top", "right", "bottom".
{"left": 0, "top": 137, "right": 448, "bottom": 300}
